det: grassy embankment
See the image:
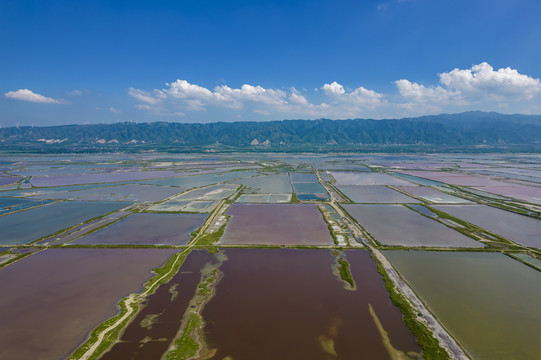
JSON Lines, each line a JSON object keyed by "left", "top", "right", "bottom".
{"left": 371, "top": 252, "right": 450, "bottom": 360}
{"left": 0, "top": 250, "right": 38, "bottom": 269}
{"left": 165, "top": 259, "right": 223, "bottom": 360}
{"left": 316, "top": 205, "right": 340, "bottom": 245}
{"left": 424, "top": 205, "right": 522, "bottom": 249}
{"left": 67, "top": 296, "right": 140, "bottom": 360}
{"left": 193, "top": 216, "right": 230, "bottom": 253}
{"left": 68, "top": 248, "right": 191, "bottom": 360}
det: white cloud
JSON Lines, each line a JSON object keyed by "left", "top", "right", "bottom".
{"left": 213, "top": 84, "right": 287, "bottom": 107}
{"left": 322, "top": 81, "right": 345, "bottom": 95}
{"left": 128, "top": 88, "right": 163, "bottom": 104}
{"left": 167, "top": 80, "right": 213, "bottom": 100}
{"left": 129, "top": 79, "right": 386, "bottom": 119}
{"left": 129, "top": 79, "right": 290, "bottom": 113}
{"left": 289, "top": 88, "right": 309, "bottom": 105}
{"left": 67, "top": 90, "right": 83, "bottom": 96}
{"left": 128, "top": 65, "right": 540, "bottom": 120}
{"left": 439, "top": 62, "right": 541, "bottom": 100}
{"left": 4, "top": 89, "right": 67, "bottom": 104}
{"left": 396, "top": 62, "right": 541, "bottom": 109}
{"left": 109, "top": 107, "right": 121, "bottom": 113}
{"left": 321, "top": 81, "right": 384, "bottom": 109}
{"left": 395, "top": 79, "right": 459, "bottom": 104}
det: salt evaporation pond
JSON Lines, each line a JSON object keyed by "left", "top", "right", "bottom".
{"left": 384, "top": 250, "right": 541, "bottom": 360}
{"left": 290, "top": 172, "right": 318, "bottom": 182}
{"left": 181, "top": 201, "right": 218, "bottom": 212}
{"left": 5, "top": 182, "right": 133, "bottom": 197}
{"left": 30, "top": 170, "right": 185, "bottom": 187}
{"left": 220, "top": 204, "right": 332, "bottom": 245}
{"left": 72, "top": 213, "right": 207, "bottom": 245}
{"left": 0, "top": 177, "right": 21, "bottom": 186}
{"left": 0, "top": 201, "right": 129, "bottom": 245}
{"left": 143, "top": 170, "right": 257, "bottom": 187}
{"left": 511, "top": 253, "right": 541, "bottom": 270}
{"left": 292, "top": 181, "right": 326, "bottom": 194}
{"left": 396, "top": 171, "right": 510, "bottom": 187}
{"left": 408, "top": 204, "right": 437, "bottom": 217}
{"left": 0, "top": 248, "right": 177, "bottom": 360}
{"left": 101, "top": 250, "right": 215, "bottom": 360}
{"left": 236, "top": 193, "right": 291, "bottom": 203}
{"left": 331, "top": 171, "right": 412, "bottom": 186}
{"left": 337, "top": 185, "right": 419, "bottom": 203}
{"left": 344, "top": 204, "right": 483, "bottom": 248}
{"left": 202, "top": 249, "right": 421, "bottom": 359}
{"left": 395, "top": 186, "right": 471, "bottom": 203}
{"left": 171, "top": 183, "right": 239, "bottom": 201}
{"left": 30, "top": 183, "right": 184, "bottom": 202}
{"left": 473, "top": 185, "right": 541, "bottom": 204}
{"left": 0, "top": 197, "right": 53, "bottom": 215}
{"left": 234, "top": 174, "right": 293, "bottom": 193}
{"left": 297, "top": 193, "right": 329, "bottom": 200}
{"left": 389, "top": 172, "right": 446, "bottom": 186}
{"left": 434, "top": 205, "right": 541, "bottom": 248}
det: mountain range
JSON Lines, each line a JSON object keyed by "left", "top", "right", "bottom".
{"left": 2, "top": 111, "right": 541, "bottom": 152}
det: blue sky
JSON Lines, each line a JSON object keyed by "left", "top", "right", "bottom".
{"left": 1, "top": 0, "right": 541, "bottom": 126}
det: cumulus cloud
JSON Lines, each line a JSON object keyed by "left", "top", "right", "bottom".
{"left": 396, "top": 62, "right": 541, "bottom": 109}
{"left": 321, "top": 81, "right": 384, "bottom": 109}
{"left": 128, "top": 63, "right": 541, "bottom": 120}
{"left": 439, "top": 62, "right": 541, "bottom": 100}
{"left": 67, "top": 89, "right": 83, "bottom": 96}
{"left": 129, "top": 79, "right": 386, "bottom": 119}
{"left": 4, "top": 89, "right": 67, "bottom": 104}
{"left": 127, "top": 88, "right": 163, "bottom": 104}
{"left": 289, "top": 88, "right": 309, "bottom": 105}
{"left": 395, "top": 79, "right": 459, "bottom": 104}
{"left": 130, "top": 79, "right": 291, "bottom": 114}
{"left": 322, "top": 81, "right": 346, "bottom": 95}
{"left": 109, "top": 107, "right": 121, "bottom": 113}
{"left": 167, "top": 80, "right": 213, "bottom": 100}
{"left": 213, "top": 84, "right": 287, "bottom": 107}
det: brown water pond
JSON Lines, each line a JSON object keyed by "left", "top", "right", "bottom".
{"left": 201, "top": 248, "right": 421, "bottom": 359}
{"left": 100, "top": 250, "right": 216, "bottom": 360}
{"left": 0, "top": 248, "right": 177, "bottom": 360}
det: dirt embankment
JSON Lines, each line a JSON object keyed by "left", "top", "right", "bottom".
{"left": 370, "top": 246, "right": 470, "bottom": 360}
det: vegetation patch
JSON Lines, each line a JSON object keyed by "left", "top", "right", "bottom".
{"left": 425, "top": 205, "right": 514, "bottom": 247}
{"left": 330, "top": 251, "right": 356, "bottom": 290}
{"left": 338, "top": 258, "right": 354, "bottom": 288}
{"left": 164, "top": 253, "right": 226, "bottom": 360}
{"left": 165, "top": 314, "right": 201, "bottom": 360}
{"left": 195, "top": 216, "right": 230, "bottom": 246}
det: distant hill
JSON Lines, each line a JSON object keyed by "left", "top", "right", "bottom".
{"left": 2, "top": 111, "right": 541, "bottom": 152}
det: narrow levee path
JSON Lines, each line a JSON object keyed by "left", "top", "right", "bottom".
{"left": 79, "top": 295, "right": 137, "bottom": 360}
{"left": 317, "top": 170, "right": 470, "bottom": 359}
{"left": 75, "top": 186, "right": 240, "bottom": 360}
{"left": 370, "top": 245, "right": 469, "bottom": 359}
